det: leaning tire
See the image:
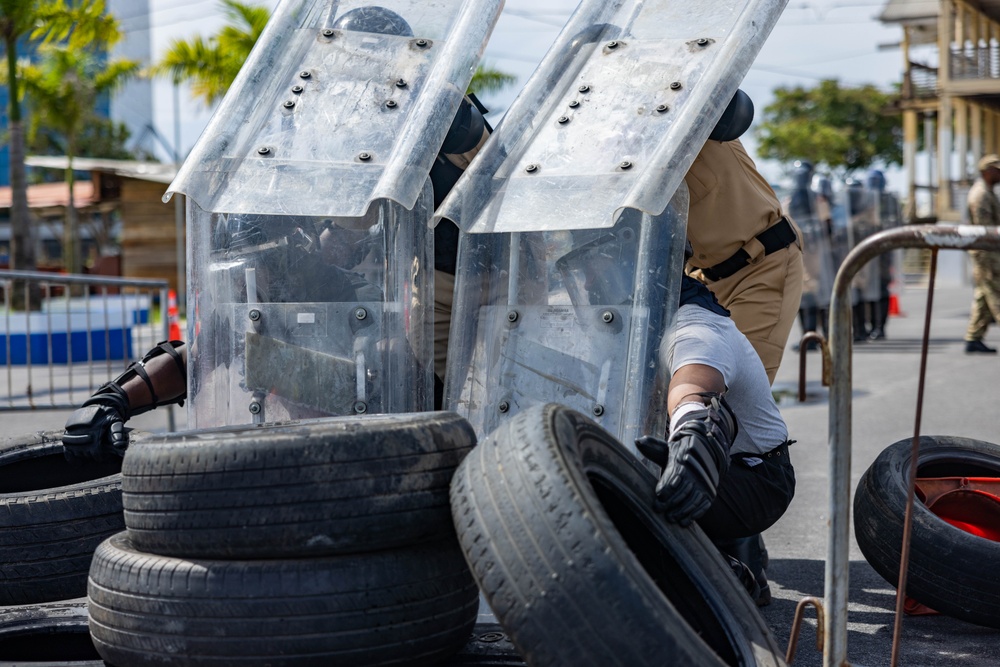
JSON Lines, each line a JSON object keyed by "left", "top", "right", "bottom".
{"left": 854, "top": 435, "right": 1000, "bottom": 629}
{"left": 0, "top": 430, "right": 126, "bottom": 605}
{"left": 450, "top": 403, "right": 785, "bottom": 667}
{"left": 122, "top": 412, "right": 476, "bottom": 558}
{"left": 89, "top": 531, "right": 479, "bottom": 667}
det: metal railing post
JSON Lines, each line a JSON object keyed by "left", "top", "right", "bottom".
{"left": 823, "top": 224, "right": 1000, "bottom": 667}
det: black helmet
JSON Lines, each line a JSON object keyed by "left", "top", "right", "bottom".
{"left": 709, "top": 89, "right": 754, "bottom": 142}
{"left": 866, "top": 168, "right": 886, "bottom": 192}
{"left": 332, "top": 6, "right": 413, "bottom": 36}
{"left": 792, "top": 162, "right": 813, "bottom": 189}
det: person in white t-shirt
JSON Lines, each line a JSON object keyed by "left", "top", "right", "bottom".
{"left": 637, "top": 244, "right": 796, "bottom": 606}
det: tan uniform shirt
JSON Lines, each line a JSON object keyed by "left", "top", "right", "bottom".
{"left": 680, "top": 139, "right": 804, "bottom": 384}
{"left": 968, "top": 177, "right": 1000, "bottom": 228}
{"left": 684, "top": 138, "right": 789, "bottom": 269}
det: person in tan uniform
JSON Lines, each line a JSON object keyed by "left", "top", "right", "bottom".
{"left": 684, "top": 138, "right": 804, "bottom": 384}
{"left": 963, "top": 154, "right": 1000, "bottom": 354}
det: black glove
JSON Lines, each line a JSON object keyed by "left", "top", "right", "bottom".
{"left": 635, "top": 395, "right": 737, "bottom": 525}
{"left": 62, "top": 383, "right": 130, "bottom": 463}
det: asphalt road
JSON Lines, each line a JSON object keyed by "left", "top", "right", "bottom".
{"left": 763, "top": 275, "right": 1000, "bottom": 667}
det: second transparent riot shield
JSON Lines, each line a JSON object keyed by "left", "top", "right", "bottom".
{"left": 444, "top": 191, "right": 689, "bottom": 449}
{"left": 786, "top": 186, "right": 835, "bottom": 312}
{"left": 842, "top": 181, "right": 882, "bottom": 303}
{"left": 186, "top": 183, "right": 435, "bottom": 429}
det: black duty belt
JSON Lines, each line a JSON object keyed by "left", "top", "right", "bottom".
{"left": 700, "top": 217, "right": 797, "bottom": 282}
{"left": 737, "top": 439, "right": 794, "bottom": 463}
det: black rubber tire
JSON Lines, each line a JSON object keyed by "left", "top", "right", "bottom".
{"left": 122, "top": 411, "right": 476, "bottom": 558}
{"left": 88, "top": 531, "right": 479, "bottom": 667}
{"left": 0, "top": 430, "right": 125, "bottom": 605}
{"left": 0, "top": 598, "right": 105, "bottom": 665}
{"left": 854, "top": 435, "right": 1000, "bottom": 629}
{"left": 450, "top": 403, "right": 785, "bottom": 667}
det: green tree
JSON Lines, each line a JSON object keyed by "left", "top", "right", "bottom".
{"left": 19, "top": 44, "right": 139, "bottom": 272}
{"left": 149, "top": 0, "right": 270, "bottom": 107}
{"left": 152, "top": 1, "right": 517, "bottom": 107}
{"left": 1, "top": 0, "right": 120, "bottom": 276}
{"left": 754, "top": 79, "right": 902, "bottom": 178}
{"left": 469, "top": 63, "right": 515, "bottom": 96}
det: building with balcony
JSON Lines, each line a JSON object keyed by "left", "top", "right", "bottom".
{"left": 881, "top": 0, "right": 1000, "bottom": 223}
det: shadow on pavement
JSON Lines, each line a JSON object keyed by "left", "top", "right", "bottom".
{"left": 761, "top": 558, "right": 1000, "bottom": 667}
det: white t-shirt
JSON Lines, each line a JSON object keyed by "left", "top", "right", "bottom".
{"left": 661, "top": 304, "right": 788, "bottom": 456}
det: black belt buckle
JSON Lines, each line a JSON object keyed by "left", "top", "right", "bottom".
{"left": 701, "top": 217, "right": 796, "bottom": 282}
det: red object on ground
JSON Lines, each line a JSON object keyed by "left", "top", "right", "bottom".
{"left": 902, "top": 477, "right": 1000, "bottom": 616}
{"left": 888, "top": 293, "right": 901, "bottom": 316}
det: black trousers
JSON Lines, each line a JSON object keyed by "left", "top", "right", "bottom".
{"left": 697, "top": 446, "right": 796, "bottom": 543}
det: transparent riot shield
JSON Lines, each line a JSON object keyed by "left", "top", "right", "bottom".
{"left": 444, "top": 188, "right": 689, "bottom": 450}
{"left": 842, "top": 180, "right": 882, "bottom": 304}
{"left": 786, "top": 182, "right": 835, "bottom": 314}
{"left": 166, "top": 0, "right": 503, "bottom": 218}
{"left": 437, "top": 0, "right": 788, "bottom": 233}
{"left": 187, "top": 185, "right": 434, "bottom": 428}
{"left": 165, "top": 0, "right": 503, "bottom": 428}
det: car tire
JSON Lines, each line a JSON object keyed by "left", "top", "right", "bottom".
{"left": 854, "top": 434, "right": 1000, "bottom": 629}
{"left": 0, "top": 430, "right": 125, "bottom": 605}
{"left": 0, "top": 598, "right": 103, "bottom": 665}
{"left": 88, "top": 531, "right": 479, "bottom": 667}
{"left": 122, "top": 412, "right": 476, "bottom": 558}
{"left": 450, "top": 403, "right": 785, "bottom": 667}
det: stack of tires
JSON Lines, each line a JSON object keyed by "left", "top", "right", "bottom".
{"left": 87, "top": 412, "right": 481, "bottom": 666}
{"left": 0, "top": 431, "right": 125, "bottom": 607}
{"left": 0, "top": 430, "right": 125, "bottom": 664}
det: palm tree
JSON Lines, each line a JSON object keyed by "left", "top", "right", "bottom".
{"left": 1, "top": 0, "right": 43, "bottom": 276}
{"left": 469, "top": 64, "right": 515, "bottom": 96}
{"left": 19, "top": 44, "right": 139, "bottom": 273}
{"left": 149, "top": 0, "right": 270, "bottom": 107}
{"left": 1, "top": 0, "right": 121, "bottom": 277}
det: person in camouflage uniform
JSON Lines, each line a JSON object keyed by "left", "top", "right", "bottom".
{"left": 964, "top": 154, "right": 1000, "bottom": 354}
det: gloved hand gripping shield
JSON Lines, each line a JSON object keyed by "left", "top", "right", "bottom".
{"left": 164, "top": 0, "right": 502, "bottom": 428}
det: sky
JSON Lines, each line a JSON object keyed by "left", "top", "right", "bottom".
{"left": 144, "top": 0, "right": 910, "bottom": 190}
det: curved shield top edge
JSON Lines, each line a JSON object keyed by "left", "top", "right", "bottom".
{"left": 164, "top": 0, "right": 312, "bottom": 207}
{"left": 437, "top": 0, "right": 789, "bottom": 234}
{"left": 165, "top": 0, "right": 505, "bottom": 217}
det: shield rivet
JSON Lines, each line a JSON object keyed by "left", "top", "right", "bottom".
{"left": 670, "top": 81, "right": 682, "bottom": 90}
{"left": 299, "top": 70, "right": 311, "bottom": 79}
{"left": 558, "top": 116, "right": 569, "bottom": 124}
{"left": 386, "top": 100, "right": 397, "bottom": 109}
{"left": 578, "top": 84, "right": 591, "bottom": 93}
{"left": 283, "top": 100, "right": 295, "bottom": 109}
{"left": 358, "top": 152, "right": 372, "bottom": 161}
{"left": 656, "top": 104, "right": 669, "bottom": 113}
{"left": 619, "top": 161, "right": 633, "bottom": 170}
{"left": 525, "top": 164, "right": 539, "bottom": 173}
{"left": 256, "top": 147, "right": 270, "bottom": 156}
{"left": 498, "top": 400, "right": 510, "bottom": 413}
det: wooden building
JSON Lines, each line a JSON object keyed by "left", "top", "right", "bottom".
{"left": 880, "top": 0, "right": 1000, "bottom": 223}
{"left": 17, "top": 157, "right": 183, "bottom": 294}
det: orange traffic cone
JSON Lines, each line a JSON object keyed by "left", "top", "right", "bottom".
{"left": 167, "top": 290, "right": 182, "bottom": 340}
{"left": 888, "top": 293, "right": 901, "bottom": 317}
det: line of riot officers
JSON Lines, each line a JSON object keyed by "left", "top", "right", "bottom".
{"left": 784, "top": 161, "right": 902, "bottom": 348}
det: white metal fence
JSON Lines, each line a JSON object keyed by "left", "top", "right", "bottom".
{"left": 0, "top": 270, "right": 176, "bottom": 429}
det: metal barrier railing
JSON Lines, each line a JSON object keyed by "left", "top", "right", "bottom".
{"left": 820, "top": 224, "right": 1000, "bottom": 667}
{"left": 0, "top": 270, "right": 175, "bottom": 429}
